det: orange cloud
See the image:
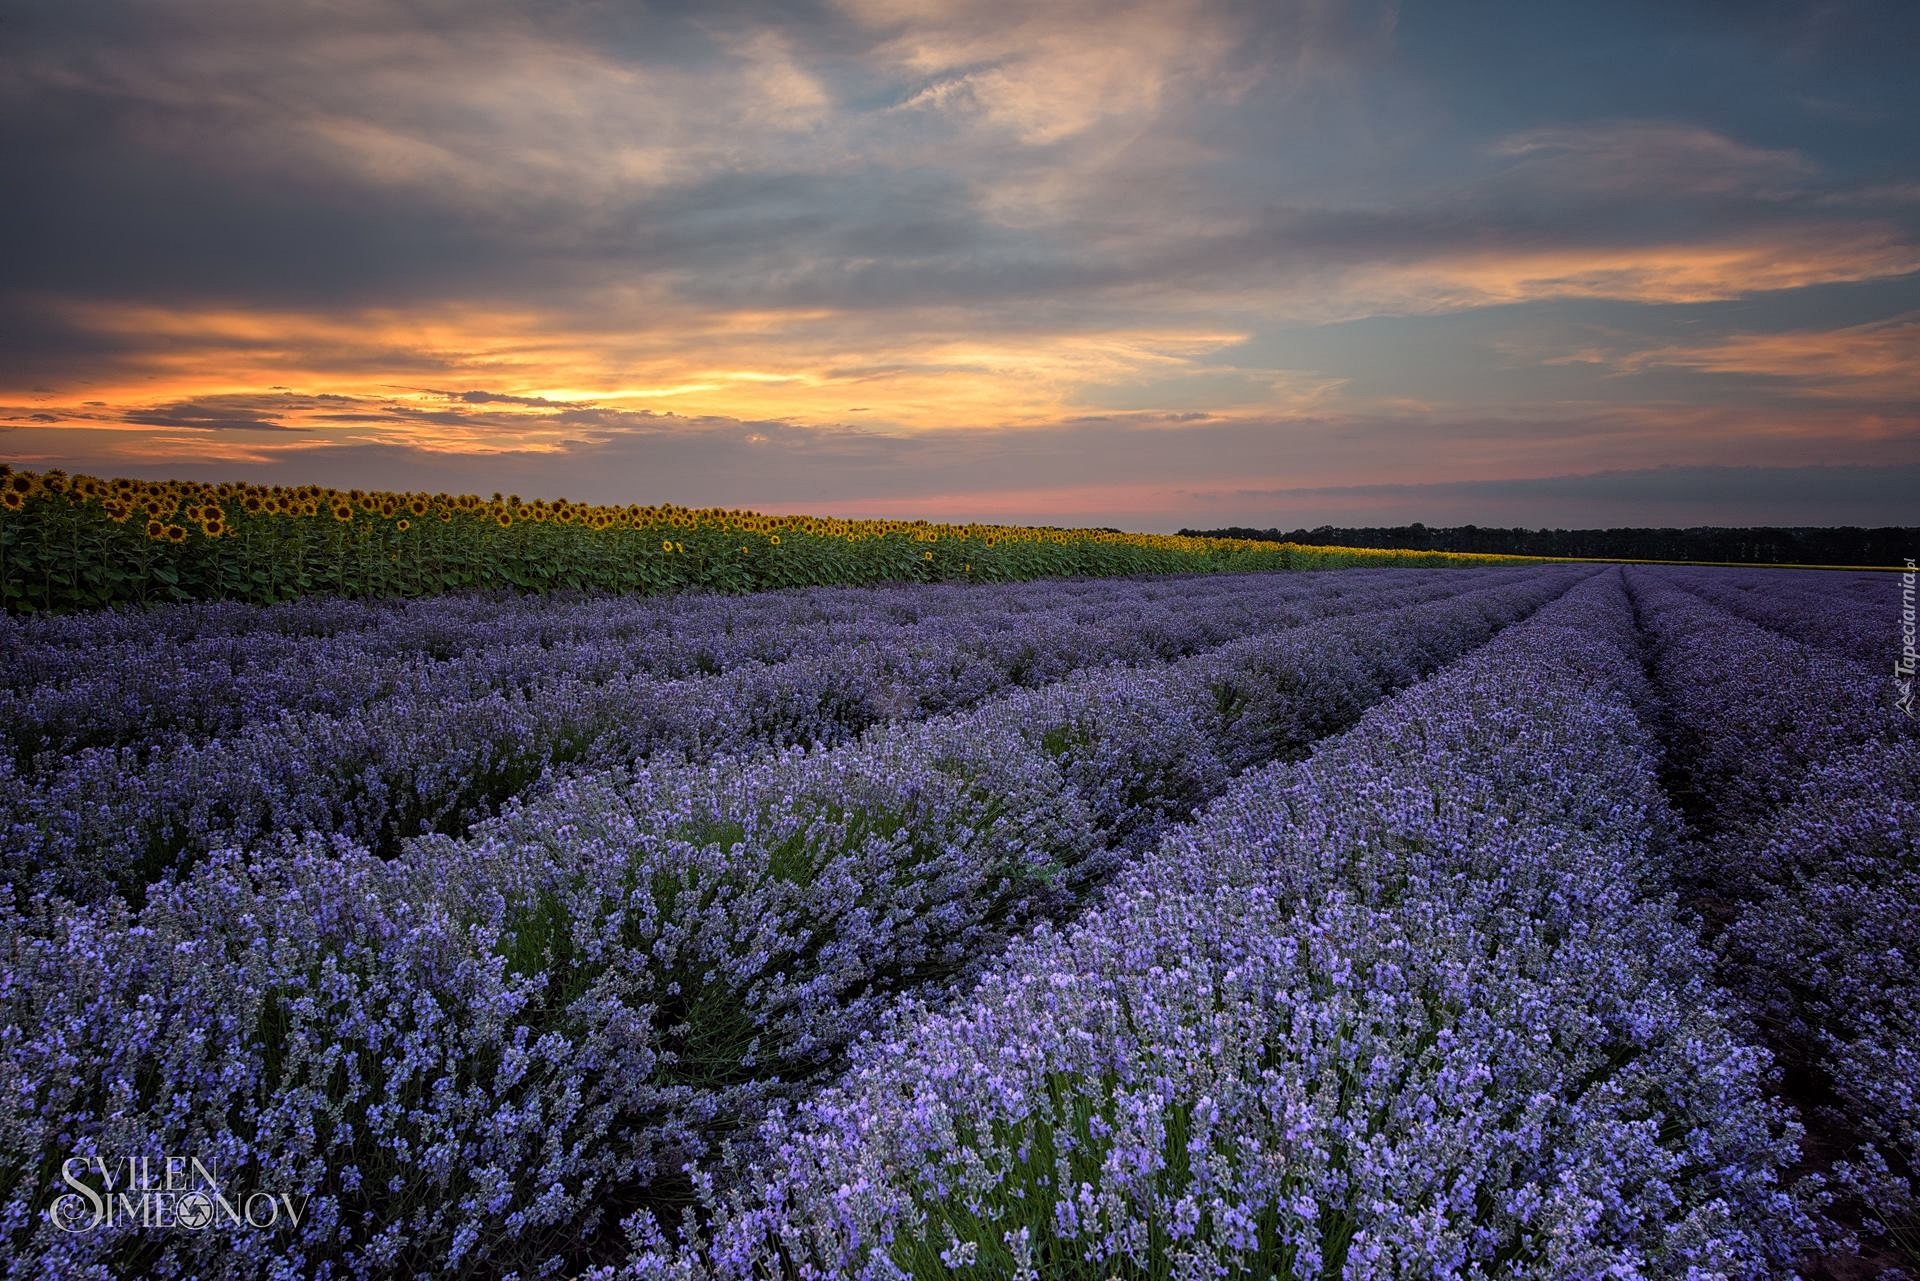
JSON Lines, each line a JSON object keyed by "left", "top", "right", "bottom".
{"left": 1330, "top": 226, "right": 1920, "bottom": 316}
{"left": 13, "top": 295, "right": 1276, "bottom": 450}
{"left": 1618, "top": 314, "right": 1920, "bottom": 399}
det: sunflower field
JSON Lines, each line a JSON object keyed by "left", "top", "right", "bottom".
{"left": 0, "top": 466, "right": 1532, "bottom": 611}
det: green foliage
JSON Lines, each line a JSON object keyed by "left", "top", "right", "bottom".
{"left": 0, "top": 468, "right": 1535, "bottom": 613}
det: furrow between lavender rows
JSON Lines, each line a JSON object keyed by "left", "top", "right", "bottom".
{"left": 1625, "top": 567, "right": 1919, "bottom": 1270}
{"left": 1, "top": 569, "right": 1397, "bottom": 760}
{"left": 616, "top": 569, "right": 1807, "bottom": 1280}
{"left": 1, "top": 568, "right": 1543, "bottom": 904}
{"left": 0, "top": 570, "right": 1590, "bottom": 1279}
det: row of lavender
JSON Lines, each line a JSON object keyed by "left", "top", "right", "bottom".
{"left": 0, "top": 572, "right": 1584, "bottom": 1279}
{"left": 5, "top": 572, "right": 1430, "bottom": 760}
{"left": 1659, "top": 564, "right": 1892, "bottom": 667}
{"left": 3, "top": 570, "right": 1509, "bottom": 903}
{"left": 603, "top": 571, "right": 1808, "bottom": 1279}
{"left": 1629, "top": 568, "right": 1919, "bottom": 1263}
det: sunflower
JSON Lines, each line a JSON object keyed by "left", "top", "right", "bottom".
{"left": 165, "top": 525, "right": 187, "bottom": 543}
{"left": 242, "top": 494, "right": 264, "bottom": 514}
{"left": 1, "top": 489, "right": 24, "bottom": 512}
{"left": 395, "top": 518, "right": 410, "bottom": 532}
{"left": 332, "top": 503, "right": 353, "bottom": 522}
{"left": 661, "top": 539, "right": 674, "bottom": 553}
{"left": 496, "top": 511, "right": 513, "bottom": 528}
{"left": 408, "top": 496, "right": 429, "bottom": 517}
{"left": 923, "top": 550, "right": 934, "bottom": 561}
{"left": 145, "top": 518, "right": 166, "bottom": 539}
{"left": 769, "top": 534, "right": 781, "bottom": 546}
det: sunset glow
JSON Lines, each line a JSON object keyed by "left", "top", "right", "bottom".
{"left": 4, "top": 1, "right": 1917, "bottom": 526}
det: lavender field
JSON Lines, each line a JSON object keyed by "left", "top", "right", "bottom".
{"left": 1, "top": 565, "right": 1912, "bottom": 1279}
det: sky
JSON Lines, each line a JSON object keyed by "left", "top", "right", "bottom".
{"left": 2, "top": 0, "right": 1917, "bottom": 530}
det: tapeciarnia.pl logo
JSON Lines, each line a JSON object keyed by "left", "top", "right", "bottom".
{"left": 1898, "top": 557, "right": 1916, "bottom": 718}
{"left": 48, "top": 1154, "right": 309, "bottom": 1234}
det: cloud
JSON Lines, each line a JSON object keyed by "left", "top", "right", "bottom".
{"left": 1615, "top": 314, "right": 1920, "bottom": 401}
{"left": 852, "top": 0, "right": 1281, "bottom": 145}
{"left": 413, "top": 388, "right": 588, "bottom": 408}
{"left": 2, "top": 0, "right": 1916, "bottom": 523}
{"left": 122, "top": 396, "right": 312, "bottom": 432}
{"left": 1490, "top": 121, "right": 1815, "bottom": 199}
{"left": 1326, "top": 224, "right": 1920, "bottom": 314}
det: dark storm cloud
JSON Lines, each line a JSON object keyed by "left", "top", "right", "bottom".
{"left": 412, "top": 389, "right": 584, "bottom": 408}
{"left": 121, "top": 398, "right": 309, "bottom": 432}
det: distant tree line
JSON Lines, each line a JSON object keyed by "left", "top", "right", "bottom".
{"left": 1176, "top": 524, "right": 1918, "bottom": 567}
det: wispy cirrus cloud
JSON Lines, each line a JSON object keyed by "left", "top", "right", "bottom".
{"left": 1489, "top": 121, "right": 1816, "bottom": 199}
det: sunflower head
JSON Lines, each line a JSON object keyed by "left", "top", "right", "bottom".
{"left": 395, "top": 518, "right": 410, "bottom": 532}
{"left": 496, "top": 511, "right": 512, "bottom": 528}
{"left": 1, "top": 489, "right": 24, "bottom": 512}
{"left": 165, "top": 524, "right": 187, "bottom": 544}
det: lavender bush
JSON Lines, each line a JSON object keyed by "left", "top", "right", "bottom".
{"left": 612, "top": 573, "right": 1808, "bottom": 1279}
{"left": 1629, "top": 569, "right": 1920, "bottom": 1264}
{"left": 0, "top": 571, "right": 1577, "bottom": 1277}
{"left": 1658, "top": 565, "right": 1895, "bottom": 667}
{"left": 6, "top": 571, "right": 1517, "bottom": 763}
{"left": 4, "top": 570, "right": 1509, "bottom": 902}
{"left": 6, "top": 562, "right": 1889, "bottom": 1279}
